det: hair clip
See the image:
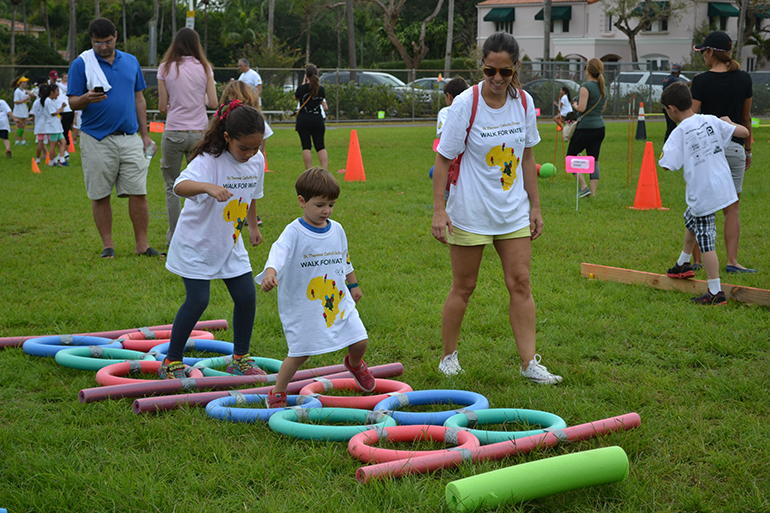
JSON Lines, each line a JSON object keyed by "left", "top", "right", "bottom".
{"left": 216, "top": 99, "right": 243, "bottom": 121}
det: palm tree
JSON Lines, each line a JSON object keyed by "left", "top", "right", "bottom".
{"left": 10, "top": 0, "right": 20, "bottom": 62}
{"left": 68, "top": 0, "right": 77, "bottom": 61}
{"left": 443, "top": 0, "right": 453, "bottom": 79}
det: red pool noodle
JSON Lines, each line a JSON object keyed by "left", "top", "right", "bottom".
{"left": 355, "top": 412, "right": 641, "bottom": 483}
{"left": 132, "top": 363, "right": 405, "bottom": 413}
{"left": 0, "top": 320, "right": 228, "bottom": 349}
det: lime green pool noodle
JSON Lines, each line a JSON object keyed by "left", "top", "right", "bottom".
{"left": 445, "top": 446, "right": 629, "bottom": 512}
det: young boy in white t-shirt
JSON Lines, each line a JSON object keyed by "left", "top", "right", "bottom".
{"left": 256, "top": 167, "right": 375, "bottom": 407}
{"left": 434, "top": 77, "right": 468, "bottom": 201}
{"left": 658, "top": 82, "right": 749, "bottom": 305}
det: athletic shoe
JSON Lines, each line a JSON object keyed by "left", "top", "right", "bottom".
{"left": 59, "top": 160, "right": 69, "bottom": 167}
{"left": 343, "top": 354, "right": 376, "bottom": 392}
{"left": 257, "top": 216, "right": 263, "bottom": 226}
{"left": 520, "top": 354, "right": 563, "bottom": 385}
{"left": 691, "top": 290, "right": 727, "bottom": 305}
{"left": 20, "top": 140, "right": 27, "bottom": 146}
{"left": 577, "top": 187, "right": 591, "bottom": 198}
{"left": 666, "top": 262, "right": 695, "bottom": 279}
{"left": 692, "top": 263, "right": 703, "bottom": 271}
{"left": 5, "top": 150, "right": 10, "bottom": 158}
{"left": 438, "top": 350, "right": 464, "bottom": 376}
{"left": 14, "top": 141, "right": 19, "bottom": 146}
{"left": 158, "top": 358, "right": 188, "bottom": 379}
{"left": 225, "top": 354, "right": 267, "bottom": 376}
{"left": 267, "top": 389, "right": 287, "bottom": 408}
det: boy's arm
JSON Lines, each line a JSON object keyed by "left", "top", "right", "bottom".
{"left": 720, "top": 116, "right": 750, "bottom": 139}
{"left": 261, "top": 268, "right": 278, "bottom": 292}
{"left": 345, "top": 272, "right": 362, "bottom": 303}
{"left": 247, "top": 199, "right": 262, "bottom": 247}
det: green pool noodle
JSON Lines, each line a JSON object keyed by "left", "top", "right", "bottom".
{"left": 445, "top": 446, "right": 629, "bottom": 512}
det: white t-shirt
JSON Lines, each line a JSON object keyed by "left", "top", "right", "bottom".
{"left": 13, "top": 88, "right": 30, "bottom": 118}
{"left": 659, "top": 114, "right": 738, "bottom": 217}
{"left": 43, "top": 98, "right": 64, "bottom": 134}
{"left": 56, "top": 82, "right": 72, "bottom": 113}
{"left": 255, "top": 219, "right": 368, "bottom": 357}
{"left": 558, "top": 95, "right": 572, "bottom": 117}
{"left": 436, "top": 106, "right": 449, "bottom": 137}
{"left": 0, "top": 100, "right": 12, "bottom": 131}
{"left": 238, "top": 68, "right": 262, "bottom": 106}
{"left": 437, "top": 82, "right": 540, "bottom": 235}
{"left": 166, "top": 150, "right": 265, "bottom": 280}
{"left": 30, "top": 99, "right": 47, "bottom": 135}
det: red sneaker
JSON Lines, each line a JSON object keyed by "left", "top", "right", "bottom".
{"left": 343, "top": 354, "right": 376, "bottom": 392}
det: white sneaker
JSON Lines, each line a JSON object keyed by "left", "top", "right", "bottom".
{"left": 438, "top": 351, "right": 464, "bottom": 376}
{"left": 521, "top": 354, "right": 563, "bottom": 385}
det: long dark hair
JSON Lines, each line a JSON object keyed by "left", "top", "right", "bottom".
{"left": 191, "top": 101, "right": 265, "bottom": 159}
{"left": 306, "top": 64, "right": 320, "bottom": 98}
{"left": 159, "top": 28, "right": 212, "bottom": 79}
{"left": 481, "top": 32, "right": 522, "bottom": 99}
{"left": 38, "top": 84, "right": 54, "bottom": 107}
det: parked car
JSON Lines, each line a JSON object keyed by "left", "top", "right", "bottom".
{"left": 405, "top": 77, "right": 448, "bottom": 91}
{"left": 610, "top": 71, "right": 689, "bottom": 100}
{"left": 320, "top": 71, "right": 430, "bottom": 104}
{"left": 522, "top": 78, "right": 580, "bottom": 110}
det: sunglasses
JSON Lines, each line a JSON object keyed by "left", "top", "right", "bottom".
{"left": 482, "top": 66, "right": 516, "bottom": 78}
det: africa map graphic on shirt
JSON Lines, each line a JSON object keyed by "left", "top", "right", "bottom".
{"left": 486, "top": 142, "right": 520, "bottom": 191}
{"left": 222, "top": 197, "right": 248, "bottom": 244}
{"left": 306, "top": 274, "right": 346, "bottom": 328}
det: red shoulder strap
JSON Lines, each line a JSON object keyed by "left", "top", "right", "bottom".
{"left": 519, "top": 89, "right": 527, "bottom": 115}
{"left": 464, "top": 84, "right": 479, "bottom": 145}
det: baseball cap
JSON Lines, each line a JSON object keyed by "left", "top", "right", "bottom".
{"left": 18, "top": 76, "right": 29, "bottom": 83}
{"left": 694, "top": 31, "right": 732, "bottom": 52}
{"left": 49, "top": 70, "right": 59, "bottom": 79}
{"left": 671, "top": 64, "right": 682, "bottom": 72}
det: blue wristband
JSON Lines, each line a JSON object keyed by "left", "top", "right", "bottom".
{"left": 347, "top": 282, "right": 359, "bottom": 289}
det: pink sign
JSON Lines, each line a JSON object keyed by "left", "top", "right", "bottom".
{"left": 433, "top": 138, "right": 440, "bottom": 152}
{"left": 535, "top": 108, "right": 541, "bottom": 116}
{"left": 565, "top": 155, "right": 595, "bottom": 173}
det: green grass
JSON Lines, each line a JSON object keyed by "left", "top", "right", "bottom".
{"left": 1, "top": 119, "right": 769, "bottom": 512}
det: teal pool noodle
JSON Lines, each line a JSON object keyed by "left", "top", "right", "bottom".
{"left": 445, "top": 446, "right": 629, "bottom": 512}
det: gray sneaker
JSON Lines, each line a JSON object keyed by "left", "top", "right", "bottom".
{"left": 577, "top": 187, "right": 591, "bottom": 198}
{"left": 438, "top": 351, "right": 464, "bottom": 376}
{"left": 521, "top": 354, "right": 563, "bottom": 385}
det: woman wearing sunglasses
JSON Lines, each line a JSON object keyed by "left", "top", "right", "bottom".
{"left": 568, "top": 58, "right": 607, "bottom": 198}
{"left": 431, "top": 32, "right": 562, "bottom": 385}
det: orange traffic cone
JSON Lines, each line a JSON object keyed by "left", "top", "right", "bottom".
{"left": 68, "top": 131, "right": 76, "bottom": 153}
{"left": 629, "top": 141, "right": 667, "bottom": 210}
{"left": 45, "top": 153, "right": 50, "bottom": 165}
{"left": 438, "top": 73, "right": 443, "bottom": 81}
{"left": 344, "top": 130, "right": 366, "bottom": 182}
{"left": 635, "top": 102, "right": 647, "bottom": 140}
{"left": 263, "top": 152, "right": 273, "bottom": 173}
{"left": 31, "top": 158, "right": 40, "bottom": 174}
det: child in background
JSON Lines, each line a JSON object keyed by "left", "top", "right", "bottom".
{"left": 257, "top": 167, "right": 375, "bottom": 407}
{"left": 39, "top": 85, "right": 69, "bottom": 167}
{"left": 553, "top": 86, "right": 572, "bottom": 128}
{"left": 1, "top": 98, "right": 19, "bottom": 157}
{"left": 659, "top": 81, "right": 748, "bottom": 305}
{"left": 159, "top": 100, "right": 268, "bottom": 378}
{"left": 12, "top": 77, "right": 32, "bottom": 146}
{"left": 434, "top": 77, "right": 468, "bottom": 201}
{"left": 219, "top": 80, "right": 274, "bottom": 225}
{"left": 29, "top": 89, "right": 48, "bottom": 166}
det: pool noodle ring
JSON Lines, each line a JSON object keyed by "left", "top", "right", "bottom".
{"left": 298, "top": 378, "right": 413, "bottom": 409}
{"left": 373, "top": 390, "right": 490, "bottom": 426}
{"left": 443, "top": 408, "right": 568, "bottom": 444}
{"left": 22, "top": 336, "right": 123, "bottom": 358}
{"left": 150, "top": 339, "right": 235, "bottom": 365}
{"left": 348, "top": 424, "right": 481, "bottom": 464}
{"left": 205, "top": 393, "right": 322, "bottom": 423}
{"left": 117, "top": 329, "right": 214, "bottom": 352}
{"left": 268, "top": 407, "right": 397, "bottom": 442}
{"left": 193, "top": 355, "right": 283, "bottom": 377}
{"left": 55, "top": 346, "right": 157, "bottom": 371}
{"left": 95, "top": 360, "right": 203, "bottom": 386}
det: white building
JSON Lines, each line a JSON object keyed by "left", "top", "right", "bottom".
{"left": 477, "top": 0, "right": 767, "bottom": 71}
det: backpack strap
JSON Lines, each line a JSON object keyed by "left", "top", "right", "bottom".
{"left": 464, "top": 84, "right": 480, "bottom": 146}
{"left": 519, "top": 89, "right": 528, "bottom": 115}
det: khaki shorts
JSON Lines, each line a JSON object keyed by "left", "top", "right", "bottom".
{"left": 81, "top": 131, "right": 147, "bottom": 200}
{"left": 446, "top": 225, "right": 531, "bottom": 246}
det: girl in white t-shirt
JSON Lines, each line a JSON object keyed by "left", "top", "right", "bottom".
{"left": 553, "top": 86, "right": 572, "bottom": 128}
{"left": 0, "top": 99, "right": 19, "bottom": 157}
{"left": 159, "top": 100, "right": 268, "bottom": 379}
{"left": 38, "top": 85, "right": 68, "bottom": 167}
{"left": 431, "top": 32, "right": 562, "bottom": 385}
{"left": 12, "top": 77, "right": 32, "bottom": 146}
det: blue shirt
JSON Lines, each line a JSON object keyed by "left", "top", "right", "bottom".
{"left": 67, "top": 50, "right": 147, "bottom": 140}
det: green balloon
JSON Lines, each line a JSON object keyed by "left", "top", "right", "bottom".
{"left": 539, "top": 163, "right": 555, "bottom": 178}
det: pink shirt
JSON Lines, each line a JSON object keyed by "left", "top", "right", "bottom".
{"left": 158, "top": 56, "right": 212, "bottom": 131}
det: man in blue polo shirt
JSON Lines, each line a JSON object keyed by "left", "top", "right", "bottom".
{"left": 68, "top": 17, "right": 162, "bottom": 259}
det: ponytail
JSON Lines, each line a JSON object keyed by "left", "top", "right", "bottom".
{"left": 586, "top": 58, "right": 606, "bottom": 97}
{"left": 306, "top": 64, "right": 320, "bottom": 98}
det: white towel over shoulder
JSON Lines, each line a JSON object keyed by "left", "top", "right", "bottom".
{"left": 79, "top": 49, "right": 112, "bottom": 92}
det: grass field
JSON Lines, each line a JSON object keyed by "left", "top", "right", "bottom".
{"left": 1, "top": 118, "right": 769, "bottom": 513}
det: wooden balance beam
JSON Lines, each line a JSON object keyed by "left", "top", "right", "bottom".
{"left": 581, "top": 263, "right": 770, "bottom": 307}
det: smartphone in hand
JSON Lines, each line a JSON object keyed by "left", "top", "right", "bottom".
{"left": 94, "top": 86, "right": 104, "bottom": 93}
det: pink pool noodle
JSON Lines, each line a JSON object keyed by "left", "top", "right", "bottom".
{"left": 355, "top": 412, "right": 641, "bottom": 483}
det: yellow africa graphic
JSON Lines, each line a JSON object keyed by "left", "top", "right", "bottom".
{"left": 486, "top": 142, "right": 519, "bottom": 191}
{"left": 222, "top": 197, "right": 248, "bottom": 244}
{"left": 307, "top": 274, "right": 346, "bottom": 328}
